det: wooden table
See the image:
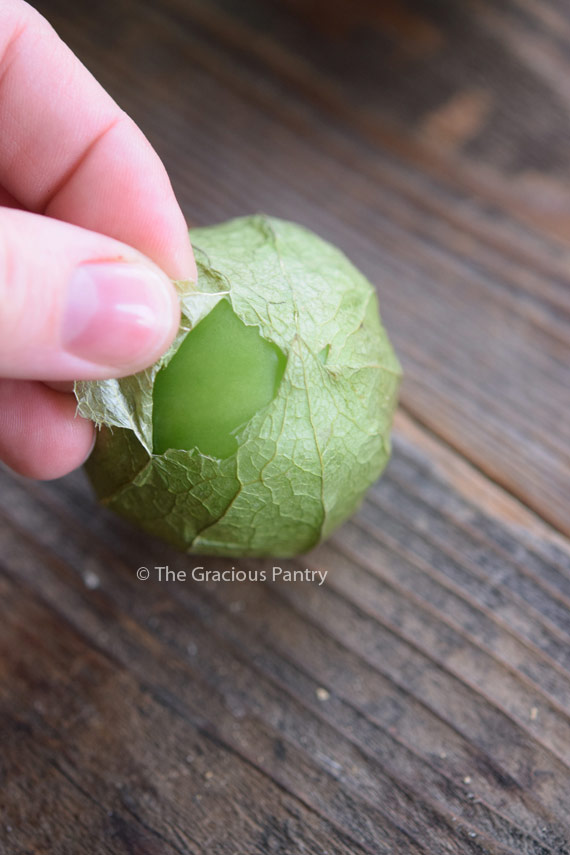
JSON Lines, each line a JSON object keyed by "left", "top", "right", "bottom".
{"left": 2, "top": 1, "right": 569, "bottom": 852}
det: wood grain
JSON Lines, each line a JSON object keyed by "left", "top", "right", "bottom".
{"left": 0, "top": 0, "right": 569, "bottom": 852}
{"left": 1, "top": 430, "right": 569, "bottom": 853}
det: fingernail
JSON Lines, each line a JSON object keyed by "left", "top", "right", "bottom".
{"left": 62, "top": 262, "right": 177, "bottom": 368}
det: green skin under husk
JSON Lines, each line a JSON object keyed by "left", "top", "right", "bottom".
{"left": 152, "top": 298, "right": 287, "bottom": 460}
{"left": 76, "top": 215, "right": 401, "bottom": 557}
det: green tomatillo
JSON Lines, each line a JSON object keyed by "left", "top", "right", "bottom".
{"left": 152, "top": 298, "right": 287, "bottom": 459}
{"left": 75, "top": 215, "right": 401, "bottom": 557}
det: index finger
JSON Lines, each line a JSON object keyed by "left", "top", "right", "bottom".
{"left": 0, "top": 0, "right": 195, "bottom": 281}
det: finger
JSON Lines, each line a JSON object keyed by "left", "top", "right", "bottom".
{"left": 0, "top": 183, "right": 20, "bottom": 208}
{"left": 0, "top": 379, "right": 95, "bottom": 479}
{"left": 0, "top": 207, "right": 181, "bottom": 381}
{"left": 44, "top": 381, "right": 75, "bottom": 393}
{"left": 0, "top": 0, "right": 195, "bottom": 281}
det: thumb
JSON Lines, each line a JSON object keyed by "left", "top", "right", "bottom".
{"left": 0, "top": 208, "right": 182, "bottom": 381}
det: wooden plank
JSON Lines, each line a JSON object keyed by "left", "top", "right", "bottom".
{"left": 31, "top": 0, "right": 570, "bottom": 533}
{"left": 0, "top": 425, "right": 569, "bottom": 852}
{"left": 0, "top": 552, "right": 371, "bottom": 855}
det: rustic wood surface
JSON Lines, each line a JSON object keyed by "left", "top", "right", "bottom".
{"left": 1, "top": 0, "right": 570, "bottom": 852}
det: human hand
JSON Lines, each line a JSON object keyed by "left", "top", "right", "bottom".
{"left": 0, "top": 0, "right": 196, "bottom": 479}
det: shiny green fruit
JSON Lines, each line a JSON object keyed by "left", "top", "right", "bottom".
{"left": 152, "top": 298, "right": 286, "bottom": 459}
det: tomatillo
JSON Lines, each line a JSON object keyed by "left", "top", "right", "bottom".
{"left": 76, "top": 215, "right": 401, "bottom": 557}
{"left": 152, "top": 298, "right": 286, "bottom": 459}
